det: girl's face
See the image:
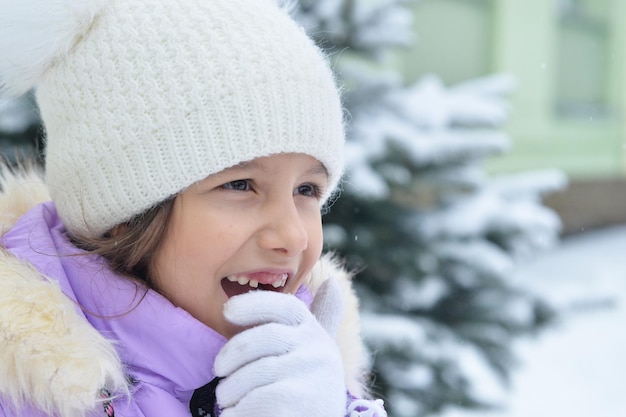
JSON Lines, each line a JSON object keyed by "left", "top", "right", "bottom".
{"left": 150, "top": 153, "right": 328, "bottom": 338}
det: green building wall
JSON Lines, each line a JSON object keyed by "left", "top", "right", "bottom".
{"left": 397, "top": 0, "right": 626, "bottom": 180}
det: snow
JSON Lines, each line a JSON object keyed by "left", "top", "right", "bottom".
{"left": 361, "top": 313, "right": 430, "bottom": 352}
{"left": 294, "top": 0, "right": 413, "bottom": 55}
{"left": 395, "top": 74, "right": 515, "bottom": 130}
{"left": 431, "top": 240, "right": 513, "bottom": 281}
{"left": 440, "top": 225, "right": 626, "bottom": 417}
{"left": 0, "top": 96, "right": 38, "bottom": 134}
{"left": 392, "top": 275, "right": 449, "bottom": 310}
{"left": 352, "top": 0, "right": 414, "bottom": 50}
{"left": 342, "top": 73, "right": 518, "bottom": 200}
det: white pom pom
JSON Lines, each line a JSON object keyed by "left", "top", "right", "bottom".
{"left": 0, "top": 0, "right": 107, "bottom": 96}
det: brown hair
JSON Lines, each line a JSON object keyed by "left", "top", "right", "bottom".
{"left": 71, "top": 197, "right": 176, "bottom": 288}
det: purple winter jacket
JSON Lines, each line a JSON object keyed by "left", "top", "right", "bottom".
{"left": 0, "top": 202, "right": 319, "bottom": 417}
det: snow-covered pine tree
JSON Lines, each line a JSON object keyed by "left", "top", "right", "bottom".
{"left": 0, "top": 94, "right": 41, "bottom": 164}
{"left": 293, "top": 1, "right": 567, "bottom": 416}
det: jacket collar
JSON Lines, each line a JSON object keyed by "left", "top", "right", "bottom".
{"left": 2, "top": 201, "right": 236, "bottom": 403}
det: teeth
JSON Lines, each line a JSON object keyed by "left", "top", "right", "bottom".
{"left": 272, "top": 273, "right": 288, "bottom": 288}
{"left": 226, "top": 273, "right": 287, "bottom": 289}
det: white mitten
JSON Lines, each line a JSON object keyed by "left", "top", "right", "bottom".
{"left": 214, "top": 278, "right": 347, "bottom": 417}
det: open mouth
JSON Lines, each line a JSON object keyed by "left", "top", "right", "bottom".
{"left": 221, "top": 273, "right": 289, "bottom": 298}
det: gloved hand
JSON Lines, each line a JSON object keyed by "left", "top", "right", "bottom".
{"left": 214, "top": 278, "right": 346, "bottom": 417}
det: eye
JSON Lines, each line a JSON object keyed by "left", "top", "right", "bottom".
{"left": 221, "top": 179, "right": 252, "bottom": 191}
{"left": 295, "top": 183, "right": 321, "bottom": 198}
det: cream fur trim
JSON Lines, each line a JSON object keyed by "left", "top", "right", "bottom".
{"left": 0, "top": 164, "right": 128, "bottom": 416}
{"left": 0, "top": 163, "right": 51, "bottom": 236}
{"left": 0, "top": 247, "right": 128, "bottom": 417}
{"left": 307, "top": 253, "right": 370, "bottom": 397}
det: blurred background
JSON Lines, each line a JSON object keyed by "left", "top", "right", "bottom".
{"left": 397, "top": 0, "right": 626, "bottom": 235}
{"left": 1, "top": 0, "right": 624, "bottom": 416}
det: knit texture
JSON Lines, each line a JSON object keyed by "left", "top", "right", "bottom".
{"left": 30, "top": 0, "right": 344, "bottom": 237}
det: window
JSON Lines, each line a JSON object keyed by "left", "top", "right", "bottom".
{"left": 554, "top": 0, "right": 611, "bottom": 118}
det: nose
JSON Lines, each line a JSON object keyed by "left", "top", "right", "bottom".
{"left": 257, "top": 197, "right": 308, "bottom": 256}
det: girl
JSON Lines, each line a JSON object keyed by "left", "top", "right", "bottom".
{"left": 0, "top": 0, "right": 386, "bottom": 416}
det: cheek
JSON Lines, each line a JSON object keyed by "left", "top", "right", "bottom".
{"left": 308, "top": 210, "right": 324, "bottom": 252}
{"left": 172, "top": 210, "right": 236, "bottom": 260}
{"left": 150, "top": 204, "right": 215, "bottom": 291}
{"left": 309, "top": 223, "right": 324, "bottom": 257}
{"left": 302, "top": 214, "right": 325, "bottom": 270}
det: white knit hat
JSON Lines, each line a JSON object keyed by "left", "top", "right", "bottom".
{"left": 0, "top": 0, "right": 345, "bottom": 238}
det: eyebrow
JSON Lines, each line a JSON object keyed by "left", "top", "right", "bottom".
{"left": 305, "top": 162, "right": 329, "bottom": 177}
{"left": 235, "top": 159, "right": 329, "bottom": 177}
